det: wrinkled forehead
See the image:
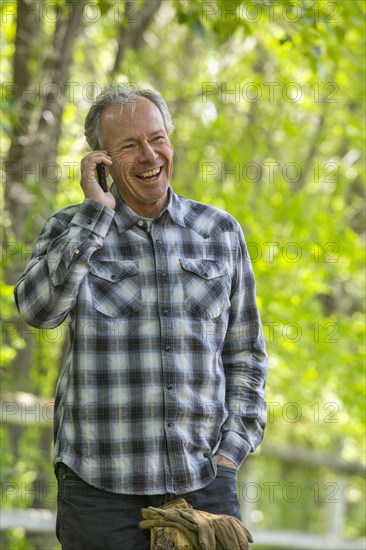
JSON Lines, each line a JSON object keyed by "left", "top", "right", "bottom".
{"left": 99, "top": 97, "right": 166, "bottom": 146}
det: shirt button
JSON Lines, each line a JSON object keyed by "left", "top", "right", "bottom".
{"left": 165, "top": 345, "right": 171, "bottom": 351}
{"left": 168, "top": 422, "right": 174, "bottom": 427}
{"left": 204, "top": 272, "right": 209, "bottom": 277}
{"left": 74, "top": 248, "right": 80, "bottom": 255}
{"left": 167, "top": 384, "right": 173, "bottom": 390}
{"left": 111, "top": 274, "right": 117, "bottom": 280}
{"left": 161, "top": 273, "right": 167, "bottom": 279}
{"left": 137, "top": 220, "right": 144, "bottom": 227}
{"left": 163, "top": 309, "right": 169, "bottom": 315}
{"left": 86, "top": 219, "right": 92, "bottom": 225}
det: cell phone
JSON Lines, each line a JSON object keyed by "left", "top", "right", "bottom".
{"left": 96, "top": 163, "right": 108, "bottom": 192}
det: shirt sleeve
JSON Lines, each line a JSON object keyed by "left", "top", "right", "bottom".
{"left": 14, "top": 199, "right": 115, "bottom": 329}
{"left": 217, "top": 225, "right": 268, "bottom": 467}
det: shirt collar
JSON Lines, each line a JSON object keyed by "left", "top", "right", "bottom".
{"left": 111, "top": 184, "right": 186, "bottom": 232}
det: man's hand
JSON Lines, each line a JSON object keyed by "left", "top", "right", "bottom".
{"left": 214, "top": 455, "right": 237, "bottom": 470}
{"left": 80, "top": 151, "right": 115, "bottom": 209}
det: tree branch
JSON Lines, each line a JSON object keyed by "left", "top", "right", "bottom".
{"left": 111, "top": 0, "right": 163, "bottom": 79}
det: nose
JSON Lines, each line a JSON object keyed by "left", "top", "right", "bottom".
{"left": 139, "top": 141, "right": 157, "bottom": 162}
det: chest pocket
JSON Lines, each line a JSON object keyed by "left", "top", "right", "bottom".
{"left": 180, "top": 259, "right": 231, "bottom": 320}
{"left": 89, "top": 260, "right": 142, "bottom": 318}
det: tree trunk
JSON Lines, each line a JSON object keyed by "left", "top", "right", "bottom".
{"left": 5, "top": 3, "right": 84, "bottom": 260}
{"left": 3, "top": 0, "right": 84, "bottom": 490}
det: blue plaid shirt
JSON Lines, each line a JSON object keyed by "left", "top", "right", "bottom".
{"left": 15, "top": 185, "right": 268, "bottom": 495}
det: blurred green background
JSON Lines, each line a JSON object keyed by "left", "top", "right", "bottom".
{"left": 1, "top": 1, "right": 365, "bottom": 548}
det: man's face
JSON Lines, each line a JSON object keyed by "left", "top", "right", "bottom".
{"left": 100, "top": 98, "right": 174, "bottom": 216}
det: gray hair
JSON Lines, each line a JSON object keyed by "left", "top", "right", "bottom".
{"left": 84, "top": 85, "right": 174, "bottom": 149}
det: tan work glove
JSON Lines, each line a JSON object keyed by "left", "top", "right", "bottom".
{"left": 190, "top": 509, "right": 253, "bottom": 550}
{"left": 139, "top": 498, "right": 215, "bottom": 549}
{"left": 139, "top": 498, "right": 253, "bottom": 550}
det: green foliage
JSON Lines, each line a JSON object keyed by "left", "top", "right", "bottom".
{"left": 1, "top": 0, "right": 365, "bottom": 547}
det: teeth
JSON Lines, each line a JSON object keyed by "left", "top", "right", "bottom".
{"left": 139, "top": 168, "right": 161, "bottom": 178}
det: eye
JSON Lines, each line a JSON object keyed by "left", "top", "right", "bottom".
{"left": 121, "top": 143, "right": 135, "bottom": 150}
{"left": 151, "top": 136, "right": 165, "bottom": 142}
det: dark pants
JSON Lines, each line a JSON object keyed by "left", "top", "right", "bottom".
{"left": 56, "top": 463, "right": 242, "bottom": 550}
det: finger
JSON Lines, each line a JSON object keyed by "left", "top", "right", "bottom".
{"left": 140, "top": 509, "right": 162, "bottom": 521}
{"left": 229, "top": 517, "right": 254, "bottom": 543}
{"left": 81, "top": 152, "right": 112, "bottom": 178}
{"left": 82, "top": 150, "right": 112, "bottom": 164}
{"left": 80, "top": 152, "right": 109, "bottom": 170}
{"left": 81, "top": 160, "right": 112, "bottom": 193}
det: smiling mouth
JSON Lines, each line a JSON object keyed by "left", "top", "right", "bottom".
{"left": 136, "top": 167, "right": 162, "bottom": 181}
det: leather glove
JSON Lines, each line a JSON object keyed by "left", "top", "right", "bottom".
{"left": 139, "top": 499, "right": 215, "bottom": 549}
{"left": 139, "top": 498, "right": 253, "bottom": 550}
{"left": 192, "top": 509, "right": 253, "bottom": 550}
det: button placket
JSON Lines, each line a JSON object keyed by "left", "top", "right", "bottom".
{"left": 151, "top": 227, "right": 178, "bottom": 450}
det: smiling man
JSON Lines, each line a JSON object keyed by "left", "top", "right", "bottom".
{"left": 14, "top": 86, "right": 268, "bottom": 549}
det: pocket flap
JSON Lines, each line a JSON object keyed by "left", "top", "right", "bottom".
{"left": 179, "top": 258, "right": 226, "bottom": 279}
{"left": 89, "top": 260, "right": 139, "bottom": 282}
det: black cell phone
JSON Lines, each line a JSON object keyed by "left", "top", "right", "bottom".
{"left": 96, "top": 163, "right": 108, "bottom": 192}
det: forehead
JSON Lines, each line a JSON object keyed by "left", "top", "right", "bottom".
{"left": 100, "top": 98, "right": 165, "bottom": 141}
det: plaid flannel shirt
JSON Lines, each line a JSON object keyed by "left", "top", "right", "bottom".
{"left": 15, "top": 185, "right": 268, "bottom": 495}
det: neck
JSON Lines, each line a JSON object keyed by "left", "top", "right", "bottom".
{"left": 130, "top": 202, "right": 165, "bottom": 218}
{"left": 118, "top": 190, "right": 169, "bottom": 219}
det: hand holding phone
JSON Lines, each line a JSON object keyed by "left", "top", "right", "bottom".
{"left": 81, "top": 152, "right": 114, "bottom": 208}
{"left": 96, "top": 163, "right": 108, "bottom": 192}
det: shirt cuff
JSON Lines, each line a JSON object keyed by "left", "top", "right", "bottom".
{"left": 217, "top": 430, "right": 252, "bottom": 468}
{"left": 71, "top": 199, "right": 115, "bottom": 238}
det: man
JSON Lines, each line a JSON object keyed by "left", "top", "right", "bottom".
{"left": 14, "top": 86, "right": 268, "bottom": 549}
